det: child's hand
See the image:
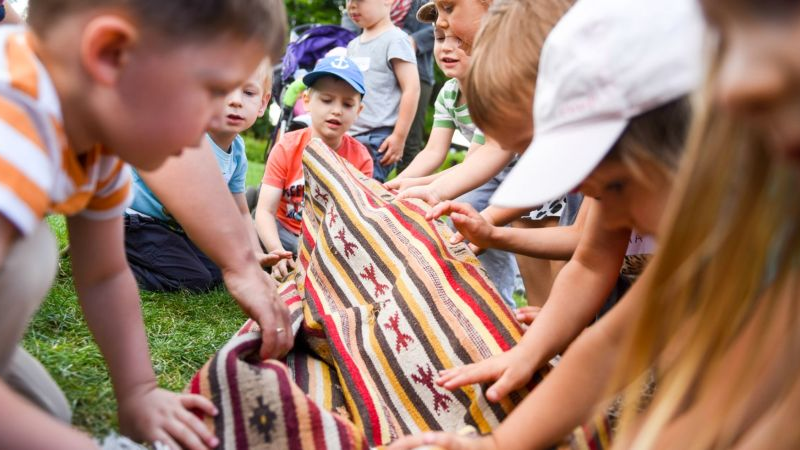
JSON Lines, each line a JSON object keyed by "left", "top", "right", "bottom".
{"left": 271, "top": 258, "right": 297, "bottom": 280}
{"left": 118, "top": 387, "right": 219, "bottom": 450}
{"left": 378, "top": 133, "right": 406, "bottom": 166}
{"left": 426, "top": 201, "right": 497, "bottom": 250}
{"left": 515, "top": 306, "right": 542, "bottom": 325}
{"left": 384, "top": 176, "right": 430, "bottom": 192}
{"left": 256, "top": 250, "right": 293, "bottom": 268}
{"left": 388, "top": 432, "right": 497, "bottom": 450}
{"left": 436, "top": 347, "right": 538, "bottom": 403}
{"left": 396, "top": 185, "right": 443, "bottom": 206}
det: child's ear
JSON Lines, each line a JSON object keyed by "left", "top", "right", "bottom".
{"left": 258, "top": 93, "right": 271, "bottom": 117}
{"left": 357, "top": 101, "right": 365, "bottom": 116}
{"left": 302, "top": 90, "right": 312, "bottom": 109}
{"left": 80, "top": 15, "right": 138, "bottom": 86}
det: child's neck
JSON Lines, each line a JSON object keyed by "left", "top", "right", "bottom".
{"left": 208, "top": 131, "right": 237, "bottom": 153}
{"left": 361, "top": 16, "right": 393, "bottom": 40}
{"left": 311, "top": 128, "right": 343, "bottom": 151}
{"left": 455, "top": 76, "right": 468, "bottom": 106}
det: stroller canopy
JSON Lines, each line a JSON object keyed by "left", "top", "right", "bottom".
{"left": 281, "top": 25, "right": 357, "bottom": 83}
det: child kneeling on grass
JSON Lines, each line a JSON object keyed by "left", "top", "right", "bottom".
{"left": 0, "top": 0, "right": 289, "bottom": 448}
{"left": 125, "top": 60, "right": 291, "bottom": 293}
{"left": 255, "top": 56, "right": 374, "bottom": 279}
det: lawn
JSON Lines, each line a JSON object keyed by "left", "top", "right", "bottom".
{"left": 21, "top": 139, "right": 270, "bottom": 437}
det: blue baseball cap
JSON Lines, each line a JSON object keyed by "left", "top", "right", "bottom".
{"left": 302, "top": 56, "right": 366, "bottom": 95}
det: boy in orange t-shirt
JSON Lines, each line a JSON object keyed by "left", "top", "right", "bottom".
{"left": 255, "top": 56, "right": 373, "bottom": 278}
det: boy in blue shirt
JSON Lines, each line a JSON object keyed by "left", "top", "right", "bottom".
{"left": 125, "top": 61, "right": 291, "bottom": 292}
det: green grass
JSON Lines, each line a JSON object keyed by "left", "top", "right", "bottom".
{"left": 22, "top": 216, "right": 247, "bottom": 437}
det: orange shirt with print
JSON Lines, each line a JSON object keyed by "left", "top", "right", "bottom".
{"left": 263, "top": 128, "right": 373, "bottom": 235}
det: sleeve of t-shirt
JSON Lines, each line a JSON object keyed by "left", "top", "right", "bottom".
{"left": 386, "top": 31, "right": 417, "bottom": 67}
{"left": 80, "top": 159, "right": 134, "bottom": 221}
{"left": 472, "top": 127, "right": 486, "bottom": 145}
{"left": 263, "top": 141, "right": 289, "bottom": 190}
{"left": 228, "top": 140, "right": 248, "bottom": 194}
{"left": 433, "top": 87, "right": 456, "bottom": 129}
{"left": 0, "top": 98, "right": 53, "bottom": 235}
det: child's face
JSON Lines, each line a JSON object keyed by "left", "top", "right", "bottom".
{"left": 103, "top": 37, "right": 266, "bottom": 171}
{"left": 579, "top": 159, "right": 671, "bottom": 236}
{"left": 702, "top": 0, "right": 800, "bottom": 166}
{"left": 303, "top": 77, "right": 363, "bottom": 146}
{"left": 434, "top": 0, "right": 490, "bottom": 54}
{"left": 211, "top": 63, "right": 271, "bottom": 136}
{"left": 433, "top": 27, "right": 470, "bottom": 79}
{"left": 347, "top": 0, "right": 391, "bottom": 29}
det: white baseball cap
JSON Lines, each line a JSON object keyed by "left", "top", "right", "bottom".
{"left": 490, "top": 0, "right": 706, "bottom": 208}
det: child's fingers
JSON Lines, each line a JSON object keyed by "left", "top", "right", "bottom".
{"left": 384, "top": 179, "right": 400, "bottom": 190}
{"left": 485, "top": 371, "right": 523, "bottom": 403}
{"left": 164, "top": 418, "right": 209, "bottom": 450}
{"left": 439, "top": 362, "right": 499, "bottom": 391}
{"left": 176, "top": 407, "right": 219, "bottom": 448}
{"left": 449, "top": 231, "right": 465, "bottom": 245}
{"left": 515, "top": 306, "right": 541, "bottom": 325}
{"left": 428, "top": 200, "right": 454, "bottom": 219}
{"left": 180, "top": 393, "right": 218, "bottom": 417}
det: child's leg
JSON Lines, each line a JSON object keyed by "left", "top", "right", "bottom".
{"left": 124, "top": 214, "right": 220, "bottom": 292}
{"left": 398, "top": 81, "right": 435, "bottom": 172}
{"left": 276, "top": 220, "right": 300, "bottom": 259}
{"left": 355, "top": 127, "right": 396, "bottom": 183}
{"left": 0, "top": 221, "right": 70, "bottom": 422}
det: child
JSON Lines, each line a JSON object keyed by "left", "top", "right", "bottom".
{"left": 389, "top": 0, "right": 704, "bottom": 448}
{"left": 255, "top": 56, "right": 374, "bottom": 279}
{"left": 384, "top": 14, "right": 521, "bottom": 306}
{"left": 125, "top": 60, "right": 290, "bottom": 292}
{"left": 395, "top": 0, "right": 572, "bottom": 308}
{"left": 0, "top": 0, "right": 288, "bottom": 448}
{"left": 346, "top": 0, "right": 421, "bottom": 182}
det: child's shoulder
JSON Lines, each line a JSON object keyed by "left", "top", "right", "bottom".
{"left": 272, "top": 129, "right": 312, "bottom": 156}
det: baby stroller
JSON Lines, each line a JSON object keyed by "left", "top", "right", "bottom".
{"left": 265, "top": 24, "right": 357, "bottom": 157}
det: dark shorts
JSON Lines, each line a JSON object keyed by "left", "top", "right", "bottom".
{"left": 124, "top": 214, "right": 223, "bottom": 292}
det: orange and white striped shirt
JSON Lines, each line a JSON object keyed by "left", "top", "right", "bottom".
{"left": 0, "top": 26, "right": 132, "bottom": 236}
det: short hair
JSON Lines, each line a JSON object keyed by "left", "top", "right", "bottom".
{"left": 464, "top": 0, "right": 573, "bottom": 136}
{"left": 27, "top": 0, "right": 287, "bottom": 62}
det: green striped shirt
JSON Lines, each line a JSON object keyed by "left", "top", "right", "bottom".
{"left": 433, "top": 79, "right": 485, "bottom": 145}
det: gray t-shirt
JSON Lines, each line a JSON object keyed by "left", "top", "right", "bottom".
{"left": 347, "top": 26, "right": 416, "bottom": 136}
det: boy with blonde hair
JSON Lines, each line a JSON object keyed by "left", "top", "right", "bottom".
{"left": 346, "top": 0, "right": 420, "bottom": 182}
{"left": 0, "top": 0, "right": 289, "bottom": 448}
{"left": 125, "top": 60, "right": 291, "bottom": 292}
{"left": 255, "top": 56, "right": 374, "bottom": 278}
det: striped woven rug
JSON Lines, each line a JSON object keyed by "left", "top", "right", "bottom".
{"left": 188, "top": 139, "right": 544, "bottom": 449}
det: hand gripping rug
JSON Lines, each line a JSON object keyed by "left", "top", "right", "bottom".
{"left": 188, "top": 139, "right": 547, "bottom": 449}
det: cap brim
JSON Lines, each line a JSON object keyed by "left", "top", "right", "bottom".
{"left": 491, "top": 120, "right": 628, "bottom": 208}
{"left": 416, "top": 3, "right": 437, "bottom": 23}
{"left": 303, "top": 71, "right": 365, "bottom": 95}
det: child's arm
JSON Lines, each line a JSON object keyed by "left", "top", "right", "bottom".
{"left": 66, "top": 215, "right": 218, "bottom": 450}
{"left": 430, "top": 201, "right": 583, "bottom": 260}
{"left": 389, "top": 269, "right": 647, "bottom": 450}
{"left": 388, "top": 126, "right": 456, "bottom": 182}
{"left": 253, "top": 184, "right": 296, "bottom": 279}
{"left": 232, "top": 192, "right": 291, "bottom": 267}
{"left": 437, "top": 203, "right": 630, "bottom": 399}
{"left": 398, "top": 140, "right": 514, "bottom": 205}
{"left": 137, "top": 142, "right": 292, "bottom": 359}
{"left": 377, "top": 59, "right": 420, "bottom": 166}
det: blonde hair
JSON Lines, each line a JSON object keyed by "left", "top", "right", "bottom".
{"left": 464, "top": 0, "right": 573, "bottom": 136}
{"left": 609, "top": 51, "right": 800, "bottom": 449}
